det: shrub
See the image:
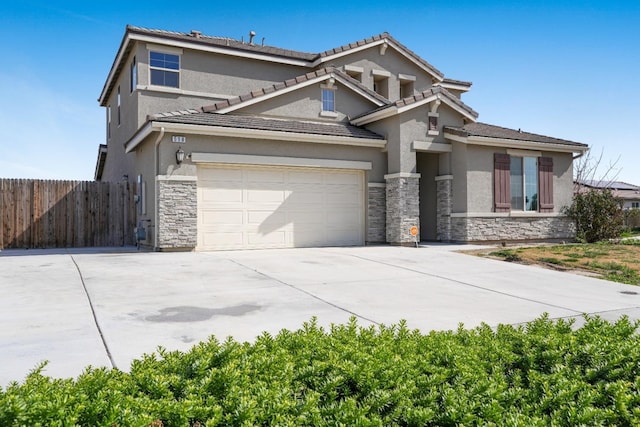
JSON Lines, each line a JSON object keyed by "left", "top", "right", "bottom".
{"left": 564, "top": 189, "right": 624, "bottom": 243}
{"left": 2, "top": 316, "right": 640, "bottom": 426}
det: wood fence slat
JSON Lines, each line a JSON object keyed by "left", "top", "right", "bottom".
{"left": 0, "top": 179, "right": 135, "bottom": 249}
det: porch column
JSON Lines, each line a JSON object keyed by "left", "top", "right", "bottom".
{"left": 156, "top": 175, "right": 197, "bottom": 251}
{"left": 385, "top": 172, "right": 421, "bottom": 245}
{"left": 435, "top": 175, "right": 453, "bottom": 241}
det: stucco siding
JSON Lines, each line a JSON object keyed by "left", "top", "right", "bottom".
{"left": 241, "top": 82, "right": 378, "bottom": 121}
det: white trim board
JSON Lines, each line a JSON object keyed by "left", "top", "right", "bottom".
{"left": 191, "top": 153, "right": 372, "bottom": 170}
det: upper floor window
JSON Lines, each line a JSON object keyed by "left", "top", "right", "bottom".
{"left": 130, "top": 56, "right": 137, "bottom": 93}
{"left": 107, "top": 106, "right": 111, "bottom": 139}
{"left": 117, "top": 87, "right": 121, "bottom": 126}
{"left": 344, "top": 65, "right": 363, "bottom": 83}
{"left": 322, "top": 89, "right": 335, "bottom": 112}
{"left": 372, "top": 69, "right": 390, "bottom": 99}
{"left": 150, "top": 51, "right": 180, "bottom": 88}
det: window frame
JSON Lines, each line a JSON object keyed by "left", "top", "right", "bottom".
{"left": 149, "top": 50, "right": 180, "bottom": 88}
{"left": 107, "top": 106, "right": 111, "bottom": 139}
{"left": 117, "top": 87, "right": 121, "bottom": 126}
{"left": 510, "top": 156, "right": 538, "bottom": 211}
{"left": 321, "top": 88, "right": 335, "bottom": 112}
{"left": 494, "top": 152, "right": 554, "bottom": 214}
{"left": 130, "top": 56, "right": 137, "bottom": 93}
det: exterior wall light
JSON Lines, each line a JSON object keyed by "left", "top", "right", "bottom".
{"left": 175, "top": 147, "right": 185, "bottom": 165}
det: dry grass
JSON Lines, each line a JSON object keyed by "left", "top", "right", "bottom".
{"left": 472, "top": 240, "right": 640, "bottom": 285}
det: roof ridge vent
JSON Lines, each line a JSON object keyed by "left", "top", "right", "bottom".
{"left": 249, "top": 30, "right": 256, "bottom": 45}
{"left": 190, "top": 30, "right": 202, "bottom": 38}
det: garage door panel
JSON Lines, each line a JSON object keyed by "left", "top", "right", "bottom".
{"left": 247, "top": 188, "right": 286, "bottom": 203}
{"left": 201, "top": 231, "right": 244, "bottom": 248}
{"left": 247, "top": 210, "right": 286, "bottom": 225}
{"left": 199, "top": 209, "right": 244, "bottom": 225}
{"left": 197, "top": 165, "right": 364, "bottom": 250}
{"left": 247, "top": 230, "right": 288, "bottom": 246}
{"left": 199, "top": 167, "right": 243, "bottom": 182}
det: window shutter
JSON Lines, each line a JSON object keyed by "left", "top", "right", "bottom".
{"left": 538, "top": 156, "right": 554, "bottom": 212}
{"left": 494, "top": 153, "right": 511, "bottom": 212}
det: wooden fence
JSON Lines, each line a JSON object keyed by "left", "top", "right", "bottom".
{"left": 0, "top": 179, "right": 136, "bottom": 249}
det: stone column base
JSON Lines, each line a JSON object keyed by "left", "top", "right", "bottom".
{"left": 385, "top": 173, "right": 420, "bottom": 244}
{"left": 157, "top": 176, "right": 197, "bottom": 250}
{"left": 367, "top": 183, "right": 386, "bottom": 243}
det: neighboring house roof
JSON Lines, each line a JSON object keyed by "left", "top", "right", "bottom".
{"left": 575, "top": 180, "right": 640, "bottom": 202}
{"left": 444, "top": 122, "right": 588, "bottom": 149}
{"left": 351, "top": 86, "right": 478, "bottom": 125}
{"left": 151, "top": 111, "right": 384, "bottom": 140}
{"left": 577, "top": 180, "right": 640, "bottom": 191}
{"left": 202, "top": 67, "right": 389, "bottom": 114}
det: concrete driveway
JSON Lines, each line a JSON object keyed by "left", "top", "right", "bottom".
{"left": 2, "top": 244, "right": 640, "bottom": 386}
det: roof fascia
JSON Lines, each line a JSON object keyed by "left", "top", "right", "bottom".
{"left": 94, "top": 146, "right": 108, "bottom": 180}
{"left": 435, "top": 81, "right": 471, "bottom": 92}
{"left": 444, "top": 131, "right": 589, "bottom": 153}
{"left": 99, "top": 33, "right": 134, "bottom": 105}
{"left": 213, "top": 72, "right": 386, "bottom": 114}
{"left": 314, "top": 38, "right": 444, "bottom": 82}
{"left": 124, "top": 121, "right": 154, "bottom": 153}
{"left": 127, "top": 121, "right": 387, "bottom": 152}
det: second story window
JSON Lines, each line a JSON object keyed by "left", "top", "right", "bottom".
{"left": 107, "top": 106, "right": 111, "bottom": 139}
{"left": 150, "top": 51, "right": 180, "bottom": 88}
{"left": 130, "top": 56, "right": 137, "bottom": 93}
{"left": 322, "top": 89, "right": 335, "bottom": 112}
{"left": 117, "top": 87, "right": 121, "bottom": 126}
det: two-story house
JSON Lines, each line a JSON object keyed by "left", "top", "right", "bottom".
{"left": 96, "top": 26, "right": 588, "bottom": 251}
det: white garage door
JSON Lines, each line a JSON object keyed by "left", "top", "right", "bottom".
{"left": 197, "top": 164, "right": 364, "bottom": 250}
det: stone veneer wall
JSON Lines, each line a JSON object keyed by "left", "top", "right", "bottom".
{"left": 436, "top": 176, "right": 453, "bottom": 241}
{"left": 367, "top": 184, "right": 386, "bottom": 243}
{"left": 385, "top": 174, "right": 420, "bottom": 244}
{"left": 450, "top": 215, "right": 576, "bottom": 242}
{"left": 157, "top": 178, "right": 197, "bottom": 249}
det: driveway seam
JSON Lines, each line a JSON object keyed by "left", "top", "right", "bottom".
{"left": 339, "top": 252, "right": 584, "bottom": 315}
{"left": 68, "top": 253, "right": 117, "bottom": 369}
{"left": 226, "top": 258, "right": 381, "bottom": 326}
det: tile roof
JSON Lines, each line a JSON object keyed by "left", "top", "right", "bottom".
{"left": 444, "top": 122, "right": 587, "bottom": 147}
{"left": 317, "top": 32, "right": 444, "bottom": 79}
{"left": 201, "top": 67, "right": 389, "bottom": 113}
{"left": 351, "top": 86, "right": 478, "bottom": 121}
{"left": 439, "top": 78, "right": 472, "bottom": 87}
{"left": 578, "top": 180, "right": 640, "bottom": 190}
{"left": 150, "top": 111, "right": 384, "bottom": 140}
{"left": 127, "top": 25, "right": 317, "bottom": 61}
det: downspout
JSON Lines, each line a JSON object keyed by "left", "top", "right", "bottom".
{"left": 153, "top": 126, "right": 165, "bottom": 250}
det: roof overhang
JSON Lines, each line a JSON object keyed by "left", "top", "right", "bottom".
{"left": 125, "top": 121, "right": 387, "bottom": 153}
{"left": 94, "top": 144, "right": 108, "bottom": 181}
{"left": 435, "top": 81, "right": 472, "bottom": 93}
{"left": 351, "top": 90, "right": 478, "bottom": 126}
{"left": 444, "top": 131, "right": 589, "bottom": 154}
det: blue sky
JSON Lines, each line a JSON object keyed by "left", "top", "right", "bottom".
{"left": 1, "top": 1, "right": 639, "bottom": 184}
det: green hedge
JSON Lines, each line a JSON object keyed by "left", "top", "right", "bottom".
{"left": 2, "top": 315, "right": 640, "bottom": 426}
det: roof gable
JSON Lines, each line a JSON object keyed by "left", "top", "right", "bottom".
{"left": 314, "top": 32, "right": 444, "bottom": 82}
{"left": 202, "top": 67, "right": 389, "bottom": 114}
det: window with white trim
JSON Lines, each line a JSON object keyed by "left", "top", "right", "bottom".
{"left": 322, "top": 88, "right": 335, "bottom": 112}
{"left": 510, "top": 156, "right": 538, "bottom": 211}
{"left": 149, "top": 51, "right": 180, "bottom": 88}
{"left": 632, "top": 202, "right": 639, "bottom": 209}
{"left": 130, "top": 56, "right": 137, "bottom": 93}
